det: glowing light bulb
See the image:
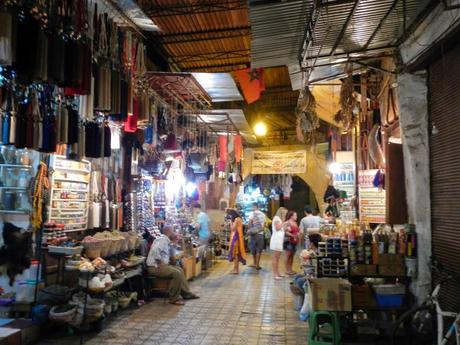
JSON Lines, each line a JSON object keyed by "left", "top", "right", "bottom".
{"left": 254, "top": 122, "right": 267, "bottom": 136}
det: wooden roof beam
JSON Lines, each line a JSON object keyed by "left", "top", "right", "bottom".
{"left": 145, "top": 0, "right": 246, "bottom": 17}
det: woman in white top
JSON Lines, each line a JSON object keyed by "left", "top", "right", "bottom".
{"left": 270, "top": 207, "right": 288, "bottom": 280}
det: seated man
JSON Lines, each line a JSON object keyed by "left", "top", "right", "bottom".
{"left": 146, "top": 225, "right": 199, "bottom": 305}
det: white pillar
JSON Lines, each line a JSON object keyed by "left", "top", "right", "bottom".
{"left": 398, "top": 72, "right": 431, "bottom": 302}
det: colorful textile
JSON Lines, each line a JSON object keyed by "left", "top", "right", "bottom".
{"left": 228, "top": 218, "right": 246, "bottom": 264}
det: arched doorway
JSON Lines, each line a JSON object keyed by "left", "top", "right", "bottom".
{"left": 241, "top": 174, "right": 320, "bottom": 219}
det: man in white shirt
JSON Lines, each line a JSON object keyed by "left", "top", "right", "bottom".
{"left": 147, "top": 225, "right": 199, "bottom": 305}
{"left": 299, "top": 207, "right": 324, "bottom": 249}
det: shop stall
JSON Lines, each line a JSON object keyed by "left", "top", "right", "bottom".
{"left": 0, "top": 0, "right": 234, "bottom": 337}
{"left": 301, "top": 221, "right": 416, "bottom": 343}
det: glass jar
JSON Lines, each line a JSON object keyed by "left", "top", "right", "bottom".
{"left": 15, "top": 191, "right": 30, "bottom": 211}
{"left": 16, "top": 149, "right": 30, "bottom": 166}
{"left": 2, "top": 191, "right": 15, "bottom": 210}
{"left": 5, "top": 168, "right": 17, "bottom": 187}
{"left": 18, "top": 169, "right": 29, "bottom": 188}
{"left": 3, "top": 146, "right": 16, "bottom": 164}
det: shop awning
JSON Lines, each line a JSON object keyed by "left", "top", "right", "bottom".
{"left": 139, "top": 72, "right": 212, "bottom": 108}
{"left": 197, "top": 109, "right": 257, "bottom": 144}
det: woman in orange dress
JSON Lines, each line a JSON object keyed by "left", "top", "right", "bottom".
{"left": 227, "top": 209, "right": 246, "bottom": 274}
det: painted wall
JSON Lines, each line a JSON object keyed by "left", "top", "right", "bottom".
{"left": 398, "top": 72, "right": 432, "bottom": 302}
{"left": 242, "top": 145, "right": 329, "bottom": 214}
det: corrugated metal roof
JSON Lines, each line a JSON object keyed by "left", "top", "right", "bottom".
{"left": 139, "top": 0, "right": 251, "bottom": 72}
{"left": 250, "top": 0, "right": 431, "bottom": 84}
{"left": 192, "top": 73, "right": 243, "bottom": 102}
{"left": 250, "top": 0, "right": 313, "bottom": 68}
{"left": 198, "top": 109, "right": 258, "bottom": 144}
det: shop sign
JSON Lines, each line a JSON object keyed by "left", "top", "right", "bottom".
{"left": 358, "top": 169, "right": 386, "bottom": 223}
{"left": 251, "top": 150, "right": 307, "bottom": 174}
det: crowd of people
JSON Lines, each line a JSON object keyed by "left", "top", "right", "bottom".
{"left": 143, "top": 202, "right": 324, "bottom": 307}
{"left": 226, "top": 203, "right": 324, "bottom": 281}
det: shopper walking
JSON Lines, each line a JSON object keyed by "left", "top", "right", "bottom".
{"left": 193, "top": 203, "right": 210, "bottom": 245}
{"left": 248, "top": 203, "right": 266, "bottom": 270}
{"left": 270, "top": 207, "right": 288, "bottom": 280}
{"left": 299, "top": 207, "right": 324, "bottom": 248}
{"left": 227, "top": 209, "right": 246, "bottom": 274}
{"left": 147, "top": 225, "right": 199, "bottom": 305}
{"left": 284, "top": 211, "right": 300, "bottom": 275}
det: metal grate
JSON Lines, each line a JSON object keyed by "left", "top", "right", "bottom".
{"left": 429, "top": 42, "right": 460, "bottom": 312}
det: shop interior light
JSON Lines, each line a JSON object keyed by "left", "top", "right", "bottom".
{"left": 185, "top": 182, "right": 197, "bottom": 197}
{"left": 328, "top": 162, "right": 342, "bottom": 174}
{"left": 254, "top": 122, "right": 267, "bottom": 137}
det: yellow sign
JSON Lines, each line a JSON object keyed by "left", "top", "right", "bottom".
{"left": 251, "top": 150, "right": 307, "bottom": 174}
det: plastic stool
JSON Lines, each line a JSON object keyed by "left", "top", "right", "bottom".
{"left": 308, "top": 311, "right": 341, "bottom": 345}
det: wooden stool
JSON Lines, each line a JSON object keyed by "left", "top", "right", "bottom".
{"left": 144, "top": 276, "right": 172, "bottom": 303}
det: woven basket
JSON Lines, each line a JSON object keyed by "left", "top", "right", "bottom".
{"left": 118, "top": 297, "right": 130, "bottom": 309}
{"left": 119, "top": 235, "right": 129, "bottom": 253}
{"left": 49, "top": 305, "right": 77, "bottom": 323}
{"left": 99, "top": 239, "right": 111, "bottom": 258}
{"left": 84, "top": 247, "right": 101, "bottom": 260}
{"left": 128, "top": 233, "right": 140, "bottom": 250}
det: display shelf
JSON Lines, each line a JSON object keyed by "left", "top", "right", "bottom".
{"left": 54, "top": 166, "right": 90, "bottom": 173}
{"left": 52, "top": 188, "right": 88, "bottom": 192}
{"left": 48, "top": 155, "right": 91, "bottom": 232}
{"left": 0, "top": 209, "right": 30, "bottom": 214}
{"left": 63, "top": 228, "right": 87, "bottom": 232}
{"left": 0, "top": 186, "right": 28, "bottom": 190}
{"left": 0, "top": 164, "right": 32, "bottom": 169}
{"left": 50, "top": 207, "right": 87, "bottom": 211}
{"left": 52, "top": 199, "right": 88, "bottom": 202}
{"left": 53, "top": 177, "right": 89, "bottom": 184}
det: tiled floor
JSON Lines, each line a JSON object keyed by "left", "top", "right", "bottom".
{"left": 38, "top": 253, "right": 308, "bottom": 345}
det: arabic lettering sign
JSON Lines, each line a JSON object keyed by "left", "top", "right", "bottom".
{"left": 251, "top": 150, "right": 307, "bottom": 174}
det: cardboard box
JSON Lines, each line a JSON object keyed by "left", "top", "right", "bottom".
{"left": 182, "top": 257, "right": 194, "bottom": 280}
{"left": 378, "top": 264, "right": 406, "bottom": 277}
{"left": 378, "top": 254, "right": 404, "bottom": 266}
{"left": 309, "top": 278, "right": 352, "bottom": 312}
{"left": 350, "top": 264, "right": 377, "bottom": 277}
{"left": 0, "top": 327, "right": 21, "bottom": 345}
{"left": 4, "top": 320, "right": 39, "bottom": 345}
{"left": 194, "top": 260, "right": 202, "bottom": 277}
{"left": 352, "top": 284, "right": 376, "bottom": 309}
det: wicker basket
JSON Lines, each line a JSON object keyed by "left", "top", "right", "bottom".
{"left": 118, "top": 297, "right": 130, "bottom": 309}
{"left": 119, "top": 235, "right": 129, "bottom": 253}
{"left": 99, "top": 239, "right": 111, "bottom": 258}
{"left": 49, "top": 305, "right": 77, "bottom": 323}
{"left": 127, "top": 233, "right": 140, "bottom": 251}
{"left": 84, "top": 247, "right": 101, "bottom": 260}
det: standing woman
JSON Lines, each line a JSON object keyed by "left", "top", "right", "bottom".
{"left": 284, "top": 211, "right": 300, "bottom": 275}
{"left": 270, "top": 207, "right": 288, "bottom": 280}
{"left": 227, "top": 209, "right": 246, "bottom": 274}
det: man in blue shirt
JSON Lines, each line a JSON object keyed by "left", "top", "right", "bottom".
{"left": 193, "top": 204, "right": 210, "bottom": 244}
